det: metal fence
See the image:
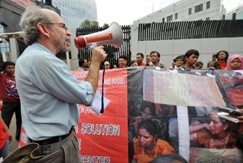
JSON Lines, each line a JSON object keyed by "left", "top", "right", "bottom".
{"left": 138, "top": 20, "right": 243, "bottom": 41}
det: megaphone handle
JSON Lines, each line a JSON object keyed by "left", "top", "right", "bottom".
{"left": 100, "top": 62, "right": 105, "bottom": 113}
{"left": 88, "top": 42, "right": 99, "bottom": 50}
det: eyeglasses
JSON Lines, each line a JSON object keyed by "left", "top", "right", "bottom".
{"left": 44, "top": 23, "right": 68, "bottom": 30}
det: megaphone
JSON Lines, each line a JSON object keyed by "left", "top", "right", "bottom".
{"left": 74, "top": 22, "right": 123, "bottom": 50}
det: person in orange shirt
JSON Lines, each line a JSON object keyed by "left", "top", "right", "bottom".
{"left": 0, "top": 116, "right": 13, "bottom": 159}
{"left": 133, "top": 119, "right": 175, "bottom": 163}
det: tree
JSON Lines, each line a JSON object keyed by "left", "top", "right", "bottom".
{"left": 102, "top": 23, "right": 109, "bottom": 28}
{"left": 91, "top": 21, "right": 99, "bottom": 28}
{"left": 80, "top": 19, "right": 99, "bottom": 28}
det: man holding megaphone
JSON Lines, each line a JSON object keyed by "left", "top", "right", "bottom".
{"left": 5, "top": 5, "right": 107, "bottom": 163}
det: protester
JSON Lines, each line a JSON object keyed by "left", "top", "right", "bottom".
{"left": 118, "top": 55, "right": 128, "bottom": 68}
{"left": 182, "top": 49, "right": 199, "bottom": 70}
{"left": 168, "top": 59, "right": 176, "bottom": 70}
{"left": 136, "top": 53, "right": 146, "bottom": 66}
{"left": 0, "top": 117, "right": 13, "bottom": 159}
{"left": 15, "top": 5, "right": 107, "bottom": 162}
{"left": 104, "top": 61, "right": 110, "bottom": 70}
{"left": 225, "top": 54, "right": 243, "bottom": 70}
{"left": 214, "top": 50, "right": 229, "bottom": 70}
{"left": 78, "top": 58, "right": 89, "bottom": 70}
{"left": 169, "top": 55, "right": 184, "bottom": 70}
{"left": 145, "top": 55, "right": 152, "bottom": 66}
{"left": 149, "top": 51, "right": 165, "bottom": 69}
{"left": 133, "top": 119, "right": 175, "bottom": 163}
{"left": 128, "top": 60, "right": 138, "bottom": 67}
{"left": 174, "top": 55, "right": 184, "bottom": 69}
{"left": 0, "top": 61, "right": 22, "bottom": 141}
{"left": 207, "top": 54, "right": 217, "bottom": 69}
{"left": 194, "top": 61, "right": 204, "bottom": 69}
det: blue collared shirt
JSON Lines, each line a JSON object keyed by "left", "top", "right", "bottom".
{"left": 15, "top": 43, "right": 94, "bottom": 140}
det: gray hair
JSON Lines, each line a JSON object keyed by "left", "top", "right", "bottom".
{"left": 19, "top": 5, "right": 54, "bottom": 45}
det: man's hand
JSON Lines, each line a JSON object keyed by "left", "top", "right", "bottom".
{"left": 86, "top": 46, "right": 107, "bottom": 93}
{"left": 91, "top": 46, "right": 107, "bottom": 64}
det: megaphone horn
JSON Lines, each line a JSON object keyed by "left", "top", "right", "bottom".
{"left": 74, "top": 22, "right": 123, "bottom": 49}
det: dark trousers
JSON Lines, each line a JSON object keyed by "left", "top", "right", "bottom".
{"left": 1, "top": 101, "right": 22, "bottom": 141}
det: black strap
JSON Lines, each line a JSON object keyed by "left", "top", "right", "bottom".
{"left": 100, "top": 63, "right": 105, "bottom": 113}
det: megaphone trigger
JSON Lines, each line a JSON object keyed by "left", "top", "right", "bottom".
{"left": 89, "top": 42, "right": 99, "bottom": 50}
{"left": 74, "top": 22, "right": 123, "bottom": 50}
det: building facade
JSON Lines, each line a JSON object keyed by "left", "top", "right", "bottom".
{"left": 0, "top": 0, "right": 33, "bottom": 32}
{"left": 0, "top": 0, "right": 35, "bottom": 61}
{"left": 0, "top": 0, "right": 98, "bottom": 62}
{"left": 226, "top": 5, "right": 243, "bottom": 20}
{"left": 134, "top": 0, "right": 226, "bottom": 24}
{"left": 52, "top": 0, "right": 97, "bottom": 29}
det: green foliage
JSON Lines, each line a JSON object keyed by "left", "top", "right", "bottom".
{"left": 91, "top": 21, "right": 99, "bottom": 28}
{"left": 80, "top": 19, "right": 99, "bottom": 28}
{"left": 102, "top": 23, "right": 109, "bottom": 28}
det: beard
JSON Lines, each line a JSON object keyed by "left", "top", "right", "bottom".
{"left": 55, "top": 39, "right": 71, "bottom": 53}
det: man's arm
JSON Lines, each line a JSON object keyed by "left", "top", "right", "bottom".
{"left": 0, "top": 117, "right": 13, "bottom": 143}
{"left": 85, "top": 46, "right": 107, "bottom": 92}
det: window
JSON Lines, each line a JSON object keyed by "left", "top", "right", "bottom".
{"left": 206, "top": 1, "right": 210, "bottom": 9}
{"left": 162, "top": 18, "right": 165, "bottom": 23}
{"left": 0, "top": 25, "right": 10, "bottom": 53}
{"left": 167, "top": 15, "right": 173, "bottom": 22}
{"left": 195, "top": 4, "right": 203, "bottom": 13}
{"left": 206, "top": 17, "right": 210, "bottom": 20}
{"left": 175, "top": 13, "right": 178, "bottom": 19}
{"left": 0, "top": 24, "right": 3, "bottom": 33}
{"left": 188, "top": 8, "right": 192, "bottom": 15}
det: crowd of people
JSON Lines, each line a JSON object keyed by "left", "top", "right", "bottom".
{"left": 0, "top": 61, "right": 21, "bottom": 159}
{"left": 78, "top": 49, "right": 243, "bottom": 72}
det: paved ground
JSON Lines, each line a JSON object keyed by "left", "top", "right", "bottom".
{"left": 1, "top": 113, "right": 19, "bottom": 154}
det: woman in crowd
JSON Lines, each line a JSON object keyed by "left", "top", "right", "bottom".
{"left": 133, "top": 119, "right": 175, "bottom": 163}
{"left": 225, "top": 54, "right": 243, "bottom": 70}
{"left": 214, "top": 50, "right": 229, "bottom": 70}
{"left": 128, "top": 60, "right": 138, "bottom": 67}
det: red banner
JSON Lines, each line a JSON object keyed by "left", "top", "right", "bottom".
{"left": 73, "top": 69, "right": 128, "bottom": 162}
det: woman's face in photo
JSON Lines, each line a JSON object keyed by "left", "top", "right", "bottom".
{"left": 137, "top": 128, "right": 154, "bottom": 148}
{"left": 209, "top": 114, "right": 228, "bottom": 135}
{"left": 141, "top": 107, "right": 153, "bottom": 119}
